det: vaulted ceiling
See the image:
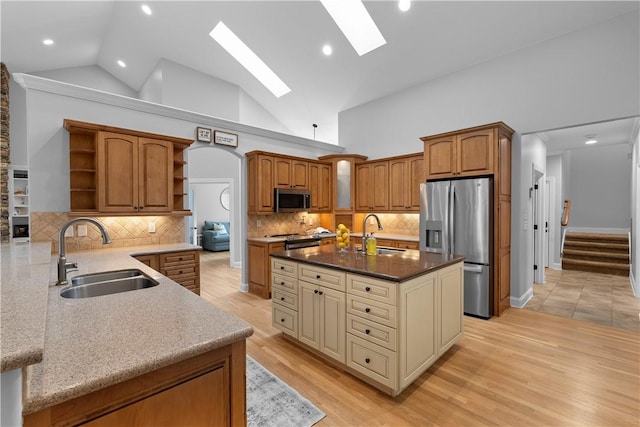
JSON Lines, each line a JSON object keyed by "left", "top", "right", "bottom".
{"left": 1, "top": 1, "right": 638, "bottom": 143}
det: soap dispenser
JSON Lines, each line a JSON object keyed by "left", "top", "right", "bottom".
{"left": 366, "top": 232, "right": 377, "bottom": 256}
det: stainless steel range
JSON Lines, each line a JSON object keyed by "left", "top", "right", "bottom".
{"left": 270, "top": 233, "right": 322, "bottom": 250}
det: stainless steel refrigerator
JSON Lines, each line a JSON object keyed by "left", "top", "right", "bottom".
{"left": 419, "top": 178, "right": 493, "bottom": 318}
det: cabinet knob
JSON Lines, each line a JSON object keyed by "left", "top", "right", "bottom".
{"left": 280, "top": 266, "right": 285, "bottom": 270}
{"left": 280, "top": 297, "right": 285, "bottom": 301}
{"left": 280, "top": 281, "right": 285, "bottom": 285}
{"left": 314, "top": 289, "right": 319, "bottom": 294}
{"left": 365, "top": 307, "right": 371, "bottom": 313}
{"left": 281, "top": 318, "right": 285, "bottom": 322}
{"left": 365, "top": 329, "right": 370, "bottom": 335}
{"left": 179, "top": 270, "right": 183, "bottom": 274}
{"left": 365, "top": 287, "right": 371, "bottom": 292}
{"left": 316, "top": 275, "right": 321, "bottom": 279}
{"left": 365, "top": 358, "right": 370, "bottom": 364}
{"left": 179, "top": 257, "right": 183, "bottom": 261}
{"left": 319, "top": 291, "right": 323, "bottom": 295}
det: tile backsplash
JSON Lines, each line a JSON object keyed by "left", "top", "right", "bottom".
{"left": 31, "top": 212, "right": 185, "bottom": 253}
{"left": 247, "top": 212, "right": 419, "bottom": 238}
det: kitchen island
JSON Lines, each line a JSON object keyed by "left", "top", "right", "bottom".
{"left": 270, "top": 245, "right": 464, "bottom": 396}
{"left": 1, "top": 242, "right": 253, "bottom": 426}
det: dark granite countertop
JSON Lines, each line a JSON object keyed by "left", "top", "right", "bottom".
{"left": 270, "top": 245, "right": 464, "bottom": 282}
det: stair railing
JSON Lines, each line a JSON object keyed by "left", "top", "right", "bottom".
{"left": 560, "top": 200, "right": 571, "bottom": 256}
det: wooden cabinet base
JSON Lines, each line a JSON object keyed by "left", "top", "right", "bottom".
{"left": 23, "top": 341, "right": 247, "bottom": 427}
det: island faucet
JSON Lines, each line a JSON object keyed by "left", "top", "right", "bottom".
{"left": 362, "top": 214, "right": 383, "bottom": 251}
{"left": 57, "top": 217, "right": 112, "bottom": 286}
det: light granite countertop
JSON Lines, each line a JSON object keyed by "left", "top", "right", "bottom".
{"left": 1, "top": 242, "right": 54, "bottom": 373}
{"left": 2, "top": 242, "right": 253, "bottom": 415}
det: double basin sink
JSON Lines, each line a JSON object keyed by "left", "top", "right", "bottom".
{"left": 60, "top": 269, "right": 159, "bottom": 299}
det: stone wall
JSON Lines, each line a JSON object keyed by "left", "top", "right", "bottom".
{"left": 0, "top": 63, "right": 10, "bottom": 243}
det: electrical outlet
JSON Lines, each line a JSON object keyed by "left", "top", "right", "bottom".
{"left": 148, "top": 222, "right": 156, "bottom": 233}
{"left": 77, "top": 225, "right": 88, "bottom": 237}
{"left": 257, "top": 220, "right": 262, "bottom": 228}
{"left": 369, "top": 217, "right": 375, "bottom": 225}
{"left": 308, "top": 218, "right": 313, "bottom": 226}
{"left": 64, "top": 227, "right": 74, "bottom": 237}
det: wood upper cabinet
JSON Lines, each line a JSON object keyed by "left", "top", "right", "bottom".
{"left": 98, "top": 132, "right": 172, "bottom": 213}
{"left": 247, "top": 153, "right": 275, "bottom": 214}
{"left": 355, "top": 161, "right": 388, "bottom": 211}
{"left": 388, "top": 155, "right": 423, "bottom": 211}
{"left": 423, "top": 128, "right": 495, "bottom": 179}
{"left": 64, "top": 120, "right": 191, "bottom": 216}
{"left": 309, "top": 161, "right": 332, "bottom": 212}
{"left": 275, "top": 158, "right": 308, "bottom": 189}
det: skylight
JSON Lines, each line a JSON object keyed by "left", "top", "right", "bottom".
{"left": 209, "top": 21, "right": 291, "bottom": 98}
{"left": 320, "top": 0, "right": 386, "bottom": 56}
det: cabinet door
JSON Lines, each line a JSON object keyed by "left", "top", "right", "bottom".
{"left": 291, "top": 160, "right": 308, "bottom": 189}
{"left": 274, "top": 158, "right": 293, "bottom": 188}
{"left": 84, "top": 367, "right": 228, "bottom": 427}
{"left": 248, "top": 242, "right": 270, "bottom": 298}
{"left": 248, "top": 155, "right": 275, "bottom": 213}
{"left": 456, "top": 129, "right": 494, "bottom": 176}
{"left": 137, "top": 137, "right": 173, "bottom": 212}
{"left": 424, "top": 138, "right": 456, "bottom": 180}
{"left": 388, "top": 159, "right": 408, "bottom": 211}
{"left": 437, "top": 262, "right": 463, "bottom": 354}
{"left": 371, "top": 162, "right": 388, "bottom": 211}
{"left": 320, "top": 287, "right": 346, "bottom": 363}
{"left": 408, "top": 156, "right": 424, "bottom": 210}
{"left": 355, "top": 164, "right": 372, "bottom": 211}
{"left": 98, "top": 132, "right": 138, "bottom": 212}
{"left": 298, "top": 281, "right": 320, "bottom": 349}
{"left": 309, "top": 162, "right": 332, "bottom": 212}
{"left": 134, "top": 254, "right": 159, "bottom": 271}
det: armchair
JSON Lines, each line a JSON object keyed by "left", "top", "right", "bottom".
{"left": 201, "top": 221, "right": 230, "bottom": 252}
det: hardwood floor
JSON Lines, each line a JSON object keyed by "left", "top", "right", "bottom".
{"left": 200, "top": 251, "right": 640, "bottom": 426}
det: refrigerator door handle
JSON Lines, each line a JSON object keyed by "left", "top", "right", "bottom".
{"left": 449, "top": 186, "right": 455, "bottom": 254}
{"left": 464, "top": 264, "right": 484, "bottom": 273}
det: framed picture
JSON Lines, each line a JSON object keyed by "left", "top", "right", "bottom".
{"left": 214, "top": 130, "right": 238, "bottom": 148}
{"left": 196, "top": 127, "right": 212, "bottom": 142}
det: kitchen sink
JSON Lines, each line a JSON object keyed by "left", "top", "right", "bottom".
{"left": 61, "top": 269, "right": 159, "bottom": 299}
{"left": 70, "top": 269, "right": 147, "bottom": 286}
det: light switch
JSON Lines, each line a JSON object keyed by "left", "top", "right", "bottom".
{"left": 77, "top": 225, "right": 88, "bottom": 237}
{"left": 148, "top": 222, "right": 156, "bottom": 233}
{"left": 64, "top": 227, "right": 74, "bottom": 237}
{"left": 257, "top": 220, "right": 262, "bottom": 228}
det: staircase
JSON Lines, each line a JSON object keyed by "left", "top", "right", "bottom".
{"left": 562, "top": 232, "right": 630, "bottom": 276}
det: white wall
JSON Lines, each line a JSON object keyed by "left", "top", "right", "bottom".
{"left": 511, "top": 134, "right": 546, "bottom": 307}
{"left": 631, "top": 130, "right": 639, "bottom": 296}
{"left": 239, "top": 89, "right": 292, "bottom": 134}
{"left": 138, "top": 66, "right": 163, "bottom": 104}
{"left": 566, "top": 144, "right": 631, "bottom": 231}
{"left": 194, "top": 183, "right": 230, "bottom": 227}
{"left": 34, "top": 65, "right": 137, "bottom": 98}
{"left": 8, "top": 78, "right": 27, "bottom": 166}
{"left": 338, "top": 10, "right": 640, "bottom": 159}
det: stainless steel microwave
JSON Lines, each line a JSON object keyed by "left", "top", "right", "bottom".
{"left": 274, "top": 188, "right": 311, "bottom": 212}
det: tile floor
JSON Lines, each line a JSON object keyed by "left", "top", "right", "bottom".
{"left": 524, "top": 268, "right": 639, "bottom": 332}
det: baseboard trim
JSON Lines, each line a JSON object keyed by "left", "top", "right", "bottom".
{"left": 551, "top": 263, "right": 562, "bottom": 270}
{"left": 232, "top": 261, "right": 242, "bottom": 269}
{"left": 567, "top": 227, "right": 630, "bottom": 235}
{"left": 240, "top": 282, "right": 249, "bottom": 293}
{"left": 510, "top": 288, "right": 533, "bottom": 309}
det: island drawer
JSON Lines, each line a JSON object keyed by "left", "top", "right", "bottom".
{"left": 298, "top": 264, "right": 346, "bottom": 292}
{"left": 271, "top": 258, "right": 298, "bottom": 278}
{"left": 347, "top": 274, "right": 397, "bottom": 306}
{"left": 347, "top": 295, "right": 396, "bottom": 328}
{"left": 159, "top": 250, "right": 199, "bottom": 267}
{"left": 273, "top": 304, "right": 298, "bottom": 338}
{"left": 272, "top": 272, "right": 297, "bottom": 293}
{"left": 346, "top": 334, "right": 396, "bottom": 388}
{"left": 272, "top": 287, "right": 297, "bottom": 311}
{"left": 347, "top": 313, "right": 397, "bottom": 351}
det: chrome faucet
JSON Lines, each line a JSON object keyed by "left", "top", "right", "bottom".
{"left": 362, "top": 214, "right": 383, "bottom": 251}
{"left": 57, "top": 217, "right": 112, "bottom": 286}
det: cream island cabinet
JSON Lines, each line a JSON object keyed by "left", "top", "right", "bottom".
{"left": 271, "top": 245, "right": 464, "bottom": 396}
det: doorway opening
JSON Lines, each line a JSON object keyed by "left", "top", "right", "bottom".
{"left": 533, "top": 165, "right": 545, "bottom": 284}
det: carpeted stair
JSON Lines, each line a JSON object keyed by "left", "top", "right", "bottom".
{"left": 562, "top": 232, "right": 629, "bottom": 276}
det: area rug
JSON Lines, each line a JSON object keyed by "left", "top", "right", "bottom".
{"left": 246, "top": 356, "right": 326, "bottom": 427}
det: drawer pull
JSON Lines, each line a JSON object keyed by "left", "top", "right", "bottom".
{"left": 280, "top": 297, "right": 285, "bottom": 301}
{"left": 365, "top": 329, "right": 371, "bottom": 335}
{"left": 179, "top": 270, "right": 183, "bottom": 274}
{"left": 179, "top": 257, "right": 183, "bottom": 261}
{"left": 319, "top": 291, "right": 323, "bottom": 295}
{"left": 365, "top": 286, "right": 371, "bottom": 292}
{"left": 365, "top": 307, "right": 371, "bottom": 313}
{"left": 280, "top": 281, "right": 285, "bottom": 285}
{"left": 314, "top": 289, "right": 319, "bottom": 294}
{"left": 365, "top": 358, "right": 370, "bottom": 364}
{"left": 316, "top": 274, "right": 321, "bottom": 279}
{"left": 280, "top": 318, "right": 285, "bottom": 323}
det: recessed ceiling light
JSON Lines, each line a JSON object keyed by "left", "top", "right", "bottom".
{"left": 398, "top": 1, "right": 411, "bottom": 12}
{"left": 209, "top": 21, "right": 291, "bottom": 98}
{"left": 43, "top": 39, "right": 54, "bottom": 46}
{"left": 117, "top": 60, "right": 126, "bottom": 68}
{"left": 141, "top": 5, "right": 152, "bottom": 15}
{"left": 322, "top": 44, "right": 333, "bottom": 56}
{"left": 320, "top": 0, "right": 386, "bottom": 56}
{"left": 585, "top": 134, "right": 597, "bottom": 145}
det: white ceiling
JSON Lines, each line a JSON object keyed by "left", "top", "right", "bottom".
{"left": 1, "top": 1, "right": 638, "bottom": 143}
